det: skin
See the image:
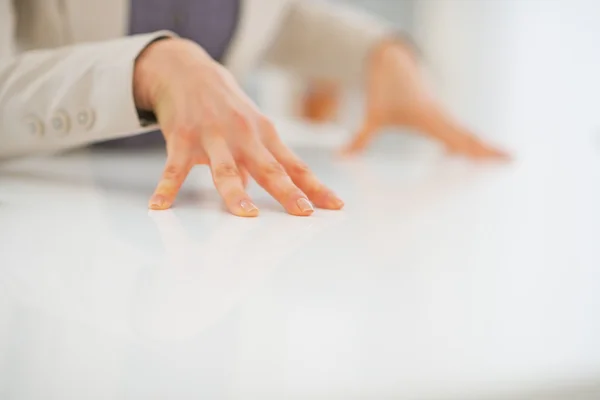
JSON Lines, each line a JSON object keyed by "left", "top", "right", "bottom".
{"left": 134, "top": 38, "right": 344, "bottom": 217}
{"left": 302, "top": 40, "right": 509, "bottom": 159}
{"left": 135, "top": 38, "right": 508, "bottom": 217}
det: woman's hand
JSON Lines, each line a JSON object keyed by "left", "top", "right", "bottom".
{"left": 300, "top": 40, "right": 508, "bottom": 159}
{"left": 344, "top": 40, "right": 509, "bottom": 158}
{"left": 134, "top": 38, "right": 344, "bottom": 217}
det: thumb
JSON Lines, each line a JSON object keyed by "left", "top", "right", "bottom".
{"left": 341, "top": 117, "right": 380, "bottom": 155}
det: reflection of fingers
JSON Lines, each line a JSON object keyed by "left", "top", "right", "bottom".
{"left": 341, "top": 121, "right": 378, "bottom": 155}
{"left": 147, "top": 209, "right": 190, "bottom": 254}
{"left": 242, "top": 141, "right": 314, "bottom": 216}
{"left": 263, "top": 126, "right": 343, "bottom": 210}
{"left": 149, "top": 141, "right": 192, "bottom": 210}
{"left": 202, "top": 133, "right": 258, "bottom": 217}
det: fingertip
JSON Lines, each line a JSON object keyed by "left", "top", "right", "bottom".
{"left": 311, "top": 192, "right": 345, "bottom": 210}
{"left": 234, "top": 199, "right": 260, "bottom": 218}
{"left": 329, "top": 196, "right": 345, "bottom": 210}
{"left": 495, "top": 150, "right": 513, "bottom": 161}
{"left": 341, "top": 125, "right": 376, "bottom": 156}
{"left": 480, "top": 147, "right": 512, "bottom": 161}
{"left": 148, "top": 194, "right": 172, "bottom": 210}
{"left": 320, "top": 200, "right": 345, "bottom": 210}
{"left": 290, "top": 198, "right": 314, "bottom": 217}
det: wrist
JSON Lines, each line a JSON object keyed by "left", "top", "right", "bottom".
{"left": 133, "top": 37, "right": 215, "bottom": 112}
{"left": 133, "top": 38, "right": 173, "bottom": 111}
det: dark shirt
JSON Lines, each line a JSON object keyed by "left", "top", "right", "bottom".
{"left": 101, "top": 0, "right": 241, "bottom": 148}
{"left": 129, "top": 0, "right": 240, "bottom": 62}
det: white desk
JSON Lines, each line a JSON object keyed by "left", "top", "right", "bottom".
{"left": 1, "top": 122, "right": 600, "bottom": 399}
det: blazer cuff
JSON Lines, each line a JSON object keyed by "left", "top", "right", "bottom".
{"left": 84, "top": 31, "right": 175, "bottom": 145}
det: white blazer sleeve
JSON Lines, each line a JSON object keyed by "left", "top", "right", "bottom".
{"left": 263, "top": 0, "right": 394, "bottom": 86}
{"left": 0, "top": 1, "right": 172, "bottom": 159}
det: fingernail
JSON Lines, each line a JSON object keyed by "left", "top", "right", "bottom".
{"left": 240, "top": 199, "right": 258, "bottom": 214}
{"left": 149, "top": 195, "right": 168, "bottom": 210}
{"left": 296, "top": 198, "right": 314, "bottom": 213}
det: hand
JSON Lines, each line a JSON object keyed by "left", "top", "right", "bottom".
{"left": 134, "top": 38, "right": 344, "bottom": 216}
{"left": 300, "top": 40, "right": 508, "bottom": 159}
{"left": 344, "top": 40, "right": 509, "bottom": 158}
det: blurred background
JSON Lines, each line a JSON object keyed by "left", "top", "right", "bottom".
{"left": 256, "top": 0, "right": 600, "bottom": 159}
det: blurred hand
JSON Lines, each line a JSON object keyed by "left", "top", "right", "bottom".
{"left": 134, "top": 38, "right": 344, "bottom": 216}
{"left": 301, "top": 40, "right": 509, "bottom": 159}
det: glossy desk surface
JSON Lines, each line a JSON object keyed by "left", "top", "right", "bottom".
{"left": 1, "top": 124, "right": 600, "bottom": 400}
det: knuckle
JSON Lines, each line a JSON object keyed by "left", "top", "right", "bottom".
{"left": 163, "top": 164, "right": 186, "bottom": 182}
{"left": 175, "top": 122, "right": 199, "bottom": 142}
{"left": 231, "top": 111, "right": 252, "bottom": 133}
{"left": 262, "top": 161, "right": 288, "bottom": 178}
{"left": 200, "top": 125, "right": 223, "bottom": 142}
{"left": 289, "top": 160, "right": 311, "bottom": 176}
{"left": 257, "top": 114, "right": 276, "bottom": 131}
{"left": 201, "top": 111, "right": 218, "bottom": 127}
{"left": 200, "top": 109, "right": 223, "bottom": 131}
{"left": 257, "top": 115, "right": 278, "bottom": 139}
{"left": 222, "top": 185, "right": 245, "bottom": 200}
{"left": 213, "top": 163, "right": 240, "bottom": 181}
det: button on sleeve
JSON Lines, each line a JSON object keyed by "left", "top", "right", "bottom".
{"left": 76, "top": 108, "right": 95, "bottom": 131}
{"left": 50, "top": 111, "right": 71, "bottom": 136}
{"left": 22, "top": 115, "right": 45, "bottom": 138}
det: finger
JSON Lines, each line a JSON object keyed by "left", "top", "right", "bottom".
{"left": 149, "top": 141, "right": 193, "bottom": 210}
{"left": 416, "top": 107, "right": 468, "bottom": 153}
{"left": 421, "top": 106, "right": 510, "bottom": 160}
{"left": 467, "top": 139, "right": 510, "bottom": 160}
{"left": 441, "top": 131, "right": 474, "bottom": 157}
{"left": 263, "top": 125, "right": 344, "bottom": 210}
{"left": 241, "top": 141, "right": 314, "bottom": 216}
{"left": 483, "top": 146, "right": 511, "bottom": 160}
{"left": 341, "top": 119, "right": 379, "bottom": 155}
{"left": 202, "top": 133, "right": 259, "bottom": 217}
{"left": 239, "top": 166, "right": 250, "bottom": 189}
{"left": 444, "top": 125, "right": 509, "bottom": 160}
{"left": 466, "top": 135, "right": 511, "bottom": 160}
